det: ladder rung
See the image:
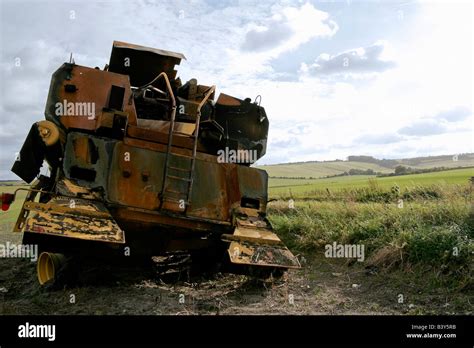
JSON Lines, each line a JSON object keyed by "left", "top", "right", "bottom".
{"left": 162, "top": 194, "right": 186, "bottom": 201}
{"left": 161, "top": 197, "right": 188, "bottom": 204}
{"left": 163, "top": 198, "right": 186, "bottom": 203}
{"left": 170, "top": 152, "right": 193, "bottom": 159}
{"left": 168, "top": 166, "right": 191, "bottom": 172}
{"left": 173, "top": 131, "right": 194, "bottom": 137}
{"left": 164, "top": 188, "right": 186, "bottom": 195}
{"left": 166, "top": 175, "right": 192, "bottom": 182}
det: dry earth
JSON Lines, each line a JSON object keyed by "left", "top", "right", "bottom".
{"left": 0, "top": 228, "right": 471, "bottom": 315}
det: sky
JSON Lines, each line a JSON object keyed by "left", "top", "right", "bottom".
{"left": 0, "top": 0, "right": 472, "bottom": 179}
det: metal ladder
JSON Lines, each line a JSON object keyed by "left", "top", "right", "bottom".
{"left": 160, "top": 84, "right": 216, "bottom": 213}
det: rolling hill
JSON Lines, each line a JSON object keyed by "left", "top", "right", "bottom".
{"left": 257, "top": 153, "right": 474, "bottom": 178}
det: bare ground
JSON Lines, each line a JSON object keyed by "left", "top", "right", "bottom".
{"left": 0, "top": 249, "right": 472, "bottom": 315}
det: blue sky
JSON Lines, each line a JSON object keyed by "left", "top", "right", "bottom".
{"left": 0, "top": 0, "right": 472, "bottom": 179}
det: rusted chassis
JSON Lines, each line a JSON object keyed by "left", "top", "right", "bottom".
{"left": 8, "top": 41, "right": 300, "bottom": 284}
{"left": 12, "top": 127, "right": 299, "bottom": 274}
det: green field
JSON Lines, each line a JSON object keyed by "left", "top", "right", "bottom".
{"left": 258, "top": 153, "right": 474, "bottom": 179}
{"left": 268, "top": 168, "right": 473, "bottom": 198}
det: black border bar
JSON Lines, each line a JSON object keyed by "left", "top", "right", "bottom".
{"left": 0, "top": 315, "right": 472, "bottom": 346}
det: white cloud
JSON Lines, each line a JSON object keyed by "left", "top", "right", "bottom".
{"left": 300, "top": 41, "right": 396, "bottom": 77}
{"left": 436, "top": 106, "right": 472, "bottom": 122}
{"left": 256, "top": 1, "right": 473, "bottom": 164}
{"left": 225, "top": 2, "right": 338, "bottom": 77}
{"left": 398, "top": 119, "right": 447, "bottom": 136}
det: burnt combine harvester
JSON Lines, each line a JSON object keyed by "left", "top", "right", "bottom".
{"left": 3, "top": 41, "right": 300, "bottom": 285}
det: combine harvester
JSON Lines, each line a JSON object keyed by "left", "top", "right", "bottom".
{"left": 1, "top": 41, "right": 300, "bottom": 285}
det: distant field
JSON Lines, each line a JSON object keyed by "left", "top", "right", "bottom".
{"left": 268, "top": 167, "right": 473, "bottom": 197}
{"left": 258, "top": 161, "right": 392, "bottom": 178}
{"left": 399, "top": 156, "right": 474, "bottom": 169}
{"left": 0, "top": 181, "right": 27, "bottom": 186}
{"left": 258, "top": 154, "right": 474, "bottom": 179}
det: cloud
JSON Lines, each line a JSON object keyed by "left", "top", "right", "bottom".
{"left": 270, "top": 137, "right": 300, "bottom": 149}
{"left": 300, "top": 41, "right": 396, "bottom": 76}
{"left": 241, "top": 2, "right": 337, "bottom": 55}
{"left": 436, "top": 106, "right": 471, "bottom": 122}
{"left": 288, "top": 123, "right": 312, "bottom": 135}
{"left": 354, "top": 133, "right": 404, "bottom": 145}
{"left": 398, "top": 119, "right": 447, "bottom": 136}
{"left": 227, "top": 2, "right": 338, "bottom": 77}
{"left": 241, "top": 22, "right": 292, "bottom": 52}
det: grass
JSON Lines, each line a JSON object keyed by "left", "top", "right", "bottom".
{"left": 268, "top": 167, "right": 473, "bottom": 198}
{"left": 268, "top": 180, "right": 473, "bottom": 289}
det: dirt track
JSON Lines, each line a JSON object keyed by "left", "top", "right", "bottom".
{"left": 1, "top": 251, "right": 471, "bottom": 315}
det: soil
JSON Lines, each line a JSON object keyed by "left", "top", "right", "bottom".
{"left": 0, "top": 252, "right": 471, "bottom": 315}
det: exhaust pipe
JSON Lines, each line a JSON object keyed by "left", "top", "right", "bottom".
{"left": 37, "top": 252, "right": 67, "bottom": 285}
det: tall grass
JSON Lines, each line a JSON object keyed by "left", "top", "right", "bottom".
{"left": 268, "top": 183, "right": 473, "bottom": 286}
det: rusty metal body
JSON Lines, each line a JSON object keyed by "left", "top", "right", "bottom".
{"left": 8, "top": 41, "right": 299, "bottom": 282}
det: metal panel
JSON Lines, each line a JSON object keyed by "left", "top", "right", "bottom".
{"left": 63, "top": 132, "right": 115, "bottom": 191}
{"left": 45, "top": 64, "right": 138, "bottom": 130}
{"left": 108, "top": 41, "right": 185, "bottom": 87}
{"left": 224, "top": 215, "right": 300, "bottom": 268}
{"left": 23, "top": 197, "right": 125, "bottom": 243}
{"left": 108, "top": 142, "right": 164, "bottom": 210}
{"left": 237, "top": 165, "right": 268, "bottom": 204}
